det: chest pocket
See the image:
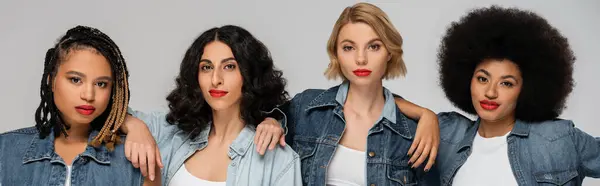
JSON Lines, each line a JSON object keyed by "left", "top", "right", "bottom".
{"left": 387, "top": 167, "right": 418, "bottom": 186}
{"left": 534, "top": 169, "right": 579, "bottom": 185}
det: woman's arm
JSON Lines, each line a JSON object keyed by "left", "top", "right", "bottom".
{"left": 394, "top": 97, "right": 440, "bottom": 172}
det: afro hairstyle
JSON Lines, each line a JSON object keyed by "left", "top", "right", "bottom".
{"left": 438, "top": 5, "right": 575, "bottom": 122}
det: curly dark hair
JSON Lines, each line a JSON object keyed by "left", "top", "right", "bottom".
{"left": 166, "top": 25, "right": 288, "bottom": 138}
{"left": 438, "top": 6, "right": 575, "bottom": 122}
{"left": 35, "top": 25, "right": 130, "bottom": 150}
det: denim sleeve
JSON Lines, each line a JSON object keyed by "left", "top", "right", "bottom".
{"left": 273, "top": 155, "right": 303, "bottom": 186}
{"left": 572, "top": 125, "right": 600, "bottom": 178}
{"left": 127, "top": 107, "right": 172, "bottom": 144}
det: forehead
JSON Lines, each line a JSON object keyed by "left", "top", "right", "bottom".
{"left": 337, "top": 22, "right": 380, "bottom": 43}
{"left": 201, "top": 41, "right": 234, "bottom": 61}
{"left": 58, "top": 49, "right": 112, "bottom": 77}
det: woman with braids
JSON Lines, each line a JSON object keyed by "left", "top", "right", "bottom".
{"left": 0, "top": 25, "right": 145, "bottom": 185}
{"left": 124, "top": 25, "right": 302, "bottom": 185}
{"left": 410, "top": 6, "right": 600, "bottom": 186}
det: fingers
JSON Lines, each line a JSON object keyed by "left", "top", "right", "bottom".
{"left": 125, "top": 140, "right": 132, "bottom": 161}
{"left": 256, "top": 127, "right": 266, "bottom": 154}
{"left": 139, "top": 146, "right": 148, "bottom": 178}
{"left": 279, "top": 133, "right": 286, "bottom": 147}
{"left": 254, "top": 125, "right": 263, "bottom": 147}
{"left": 156, "top": 148, "right": 164, "bottom": 168}
{"left": 146, "top": 145, "right": 156, "bottom": 181}
{"left": 259, "top": 130, "right": 274, "bottom": 155}
{"left": 424, "top": 146, "right": 438, "bottom": 171}
{"left": 412, "top": 143, "right": 431, "bottom": 168}
{"left": 131, "top": 143, "right": 140, "bottom": 168}
{"left": 407, "top": 137, "right": 420, "bottom": 156}
{"left": 408, "top": 140, "right": 425, "bottom": 166}
{"left": 268, "top": 128, "right": 282, "bottom": 150}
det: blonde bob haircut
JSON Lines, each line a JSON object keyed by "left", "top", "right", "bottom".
{"left": 325, "top": 2, "right": 406, "bottom": 80}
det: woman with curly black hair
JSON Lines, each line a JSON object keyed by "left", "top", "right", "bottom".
{"left": 417, "top": 5, "right": 600, "bottom": 186}
{"left": 0, "top": 25, "right": 143, "bottom": 185}
{"left": 124, "top": 25, "right": 301, "bottom": 185}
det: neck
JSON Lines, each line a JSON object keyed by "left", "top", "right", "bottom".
{"left": 478, "top": 114, "right": 515, "bottom": 138}
{"left": 56, "top": 120, "right": 91, "bottom": 143}
{"left": 210, "top": 104, "right": 245, "bottom": 145}
{"left": 344, "top": 81, "right": 385, "bottom": 115}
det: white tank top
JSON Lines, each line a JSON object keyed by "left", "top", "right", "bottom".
{"left": 169, "top": 165, "right": 226, "bottom": 186}
{"left": 65, "top": 166, "right": 72, "bottom": 186}
{"left": 326, "top": 145, "right": 366, "bottom": 186}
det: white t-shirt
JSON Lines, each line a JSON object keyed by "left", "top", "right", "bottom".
{"left": 65, "top": 166, "right": 72, "bottom": 186}
{"left": 452, "top": 131, "right": 518, "bottom": 186}
{"left": 169, "top": 165, "right": 226, "bottom": 186}
{"left": 326, "top": 145, "right": 366, "bottom": 186}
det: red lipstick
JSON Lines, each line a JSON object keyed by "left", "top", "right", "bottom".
{"left": 480, "top": 100, "right": 499, "bottom": 110}
{"left": 209, "top": 89, "right": 228, "bottom": 98}
{"left": 353, "top": 69, "right": 371, "bottom": 77}
{"left": 75, "top": 105, "right": 95, "bottom": 115}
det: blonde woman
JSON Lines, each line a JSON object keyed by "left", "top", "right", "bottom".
{"left": 258, "top": 3, "right": 439, "bottom": 185}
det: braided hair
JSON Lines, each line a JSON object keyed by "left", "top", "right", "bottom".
{"left": 34, "top": 25, "right": 130, "bottom": 151}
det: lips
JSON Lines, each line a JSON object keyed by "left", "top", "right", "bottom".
{"left": 353, "top": 69, "right": 372, "bottom": 77}
{"left": 480, "top": 100, "right": 500, "bottom": 110}
{"left": 75, "top": 105, "right": 95, "bottom": 115}
{"left": 209, "top": 89, "right": 228, "bottom": 98}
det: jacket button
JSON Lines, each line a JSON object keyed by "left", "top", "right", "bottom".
{"left": 368, "top": 152, "right": 375, "bottom": 157}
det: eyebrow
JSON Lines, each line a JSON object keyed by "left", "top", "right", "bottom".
{"left": 339, "top": 38, "right": 382, "bottom": 45}
{"left": 199, "top": 57, "right": 236, "bottom": 64}
{"left": 66, "top": 71, "right": 86, "bottom": 77}
{"left": 501, "top": 75, "right": 519, "bottom": 83}
{"left": 476, "top": 69, "right": 490, "bottom": 76}
{"left": 66, "top": 71, "right": 112, "bottom": 81}
{"left": 476, "top": 69, "right": 519, "bottom": 83}
{"left": 96, "top": 76, "right": 113, "bottom": 81}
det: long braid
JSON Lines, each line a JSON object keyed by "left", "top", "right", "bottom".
{"left": 82, "top": 27, "right": 130, "bottom": 151}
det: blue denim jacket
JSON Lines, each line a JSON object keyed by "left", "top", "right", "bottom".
{"left": 0, "top": 127, "right": 143, "bottom": 186}
{"left": 426, "top": 112, "right": 600, "bottom": 186}
{"left": 281, "top": 82, "right": 426, "bottom": 186}
{"left": 128, "top": 109, "right": 302, "bottom": 186}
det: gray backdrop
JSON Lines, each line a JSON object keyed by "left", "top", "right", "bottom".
{"left": 1, "top": 0, "right": 598, "bottom": 184}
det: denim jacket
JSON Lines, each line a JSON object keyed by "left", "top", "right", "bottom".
{"left": 0, "top": 127, "right": 143, "bottom": 186}
{"left": 128, "top": 109, "right": 302, "bottom": 186}
{"left": 280, "top": 82, "right": 427, "bottom": 186}
{"left": 427, "top": 112, "right": 600, "bottom": 186}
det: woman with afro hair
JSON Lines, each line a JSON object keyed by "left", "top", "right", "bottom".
{"left": 415, "top": 5, "right": 600, "bottom": 186}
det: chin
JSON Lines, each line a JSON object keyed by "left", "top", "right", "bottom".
{"left": 476, "top": 110, "right": 499, "bottom": 121}
{"left": 207, "top": 103, "right": 233, "bottom": 111}
{"left": 348, "top": 77, "right": 378, "bottom": 85}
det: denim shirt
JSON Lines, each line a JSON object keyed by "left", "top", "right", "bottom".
{"left": 281, "top": 82, "right": 426, "bottom": 186}
{"left": 426, "top": 112, "right": 600, "bottom": 186}
{"left": 128, "top": 109, "right": 302, "bottom": 186}
{"left": 0, "top": 127, "right": 143, "bottom": 186}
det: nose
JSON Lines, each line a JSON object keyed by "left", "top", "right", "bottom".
{"left": 81, "top": 83, "right": 95, "bottom": 102}
{"left": 211, "top": 69, "right": 223, "bottom": 87}
{"left": 484, "top": 83, "right": 498, "bottom": 100}
{"left": 355, "top": 49, "right": 367, "bottom": 66}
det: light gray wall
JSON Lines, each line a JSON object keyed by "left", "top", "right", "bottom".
{"left": 1, "top": 0, "right": 598, "bottom": 184}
